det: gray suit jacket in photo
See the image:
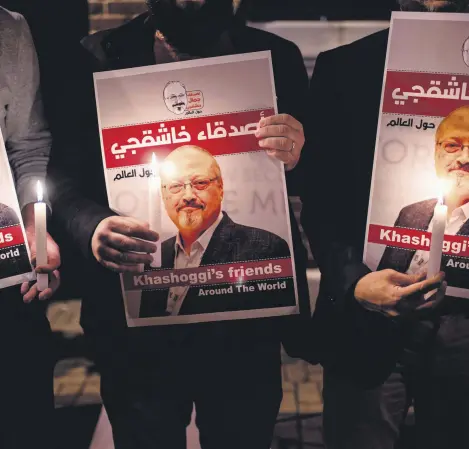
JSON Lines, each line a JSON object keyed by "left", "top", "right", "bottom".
{"left": 139, "top": 212, "right": 296, "bottom": 317}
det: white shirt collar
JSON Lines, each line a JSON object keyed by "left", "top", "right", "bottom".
{"left": 450, "top": 201, "right": 469, "bottom": 222}
{"left": 175, "top": 211, "right": 224, "bottom": 255}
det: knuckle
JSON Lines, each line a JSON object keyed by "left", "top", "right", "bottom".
{"left": 106, "top": 262, "right": 118, "bottom": 272}
{"left": 105, "top": 217, "right": 115, "bottom": 229}
{"left": 117, "top": 237, "right": 129, "bottom": 249}
{"left": 97, "top": 246, "right": 107, "bottom": 258}
{"left": 262, "top": 136, "right": 272, "bottom": 146}
{"left": 390, "top": 289, "right": 401, "bottom": 302}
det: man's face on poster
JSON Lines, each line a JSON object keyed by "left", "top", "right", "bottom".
{"left": 162, "top": 147, "right": 223, "bottom": 235}
{"left": 164, "top": 82, "right": 187, "bottom": 115}
{"left": 435, "top": 111, "right": 469, "bottom": 196}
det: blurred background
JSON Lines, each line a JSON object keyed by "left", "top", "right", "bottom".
{"left": 0, "top": 1, "right": 397, "bottom": 448}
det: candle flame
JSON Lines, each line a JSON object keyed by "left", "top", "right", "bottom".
{"left": 437, "top": 178, "right": 453, "bottom": 205}
{"left": 151, "top": 152, "right": 158, "bottom": 168}
{"left": 37, "top": 181, "right": 43, "bottom": 202}
{"left": 151, "top": 153, "right": 160, "bottom": 178}
{"left": 161, "top": 160, "right": 177, "bottom": 178}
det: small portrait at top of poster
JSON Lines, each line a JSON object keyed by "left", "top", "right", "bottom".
{"left": 365, "top": 12, "right": 469, "bottom": 299}
{"left": 93, "top": 51, "right": 299, "bottom": 326}
{"left": 0, "top": 130, "right": 34, "bottom": 289}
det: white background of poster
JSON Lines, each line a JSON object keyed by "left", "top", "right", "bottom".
{"left": 94, "top": 52, "right": 298, "bottom": 325}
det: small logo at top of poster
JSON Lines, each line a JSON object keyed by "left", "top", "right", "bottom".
{"left": 163, "top": 81, "right": 204, "bottom": 116}
{"left": 463, "top": 37, "right": 469, "bottom": 68}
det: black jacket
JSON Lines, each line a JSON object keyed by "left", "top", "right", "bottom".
{"left": 300, "top": 30, "right": 408, "bottom": 383}
{"left": 48, "top": 13, "right": 316, "bottom": 361}
{"left": 301, "top": 30, "right": 469, "bottom": 384}
{"left": 139, "top": 212, "right": 295, "bottom": 317}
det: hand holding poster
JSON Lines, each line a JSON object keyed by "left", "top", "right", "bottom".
{"left": 365, "top": 12, "right": 469, "bottom": 299}
{"left": 0, "top": 129, "right": 34, "bottom": 289}
{"left": 94, "top": 52, "right": 299, "bottom": 326}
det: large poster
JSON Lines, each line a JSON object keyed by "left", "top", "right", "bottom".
{"left": 0, "top": 129, "right": 34, "bottom": 288}
{"left": 365, "top": 12, "right": 469, "bottom": 298}
{"left": 94, "top": 52, "right": 299, "bottom": 326}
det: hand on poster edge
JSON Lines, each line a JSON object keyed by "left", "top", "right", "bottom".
{"left": 255, "top": 114, "right": 304, "bottom": 171}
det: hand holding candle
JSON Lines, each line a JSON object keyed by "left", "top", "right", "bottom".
{"left": 427, "top": 193, "right": 447, "bottom": 279}
{"left": 35, "top": 181, "right": 48, "bottom": 291}
{"left": 424, "top": 186, "right": 448, "bottom": 301}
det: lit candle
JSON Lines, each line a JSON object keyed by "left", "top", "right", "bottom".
{"left": 35, "top": 181, "right": 48, "bottom": 291}
{"left": 149, "top": 153, "right": 161, "bottom": 267}
{"left": 427, "top": 193, "right": 447, "bottom": 279}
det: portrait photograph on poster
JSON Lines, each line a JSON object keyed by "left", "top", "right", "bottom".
{"left": 94, "top": 51, "right": 299, "bottom": 326}
{"left": 365, "top": 12, "right": 469, "bottom": 299}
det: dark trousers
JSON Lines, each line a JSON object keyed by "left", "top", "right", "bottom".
{"left": 91, "top": 331, "right": 283, "bottom": 449}
{"left": 322, "top": 314, "right": 469, "bottom": 449}
{"left": 0, "top": 286, "right": 55, "bottom": 449}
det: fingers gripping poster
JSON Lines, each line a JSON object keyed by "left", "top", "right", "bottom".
{"left": 94, "top": 52, "right": 299, "bottom": 326}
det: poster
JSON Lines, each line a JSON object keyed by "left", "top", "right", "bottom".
{"left": 365, "top": 12, "right": 469, "bottom": 299}
{"left": 0, "top": 129, "right": 34, "bottom": 288}
{"left": 94, "top": 52, "right": 299, "bottom": 326}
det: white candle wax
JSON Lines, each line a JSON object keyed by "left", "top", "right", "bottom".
{"left": 149, "top": 153, "right": 161, "bottom": 268}
{"left": 35, "top": 181, "right": 48, "bottom": 291}
{"left": 427, "top": 201, "right": 447, "bottom": 279}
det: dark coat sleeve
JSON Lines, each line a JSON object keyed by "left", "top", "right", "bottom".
{"left": 262, "top": 37, "right": 317, "bottom": 363}
{"left": 271, "top": 39, "right": 309, "bottom": 196}
{"left": 280, "top": 201, "right": 318, "bottom": 364}
{"left": 47, "top": 43, "right": 114, "bottom": 261}
{"left": 299, "top": 51, "right": 371, "bottom": 312}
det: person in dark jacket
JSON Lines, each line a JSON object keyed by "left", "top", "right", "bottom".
{"left": 300, "top": 1, "right": 469, "bottom": 448}
{"left": 0, "top": 7, "right": 62, "bottom": 449}
{"left": 48, "top": 1, "right": 316, "bottom": 448}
